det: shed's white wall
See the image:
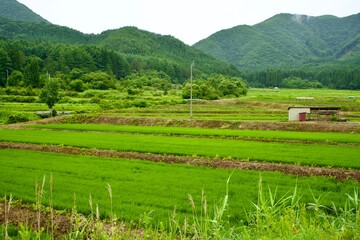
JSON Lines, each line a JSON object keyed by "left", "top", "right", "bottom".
{"left": 288, "top": 108, "right": 311, "bottom": 121}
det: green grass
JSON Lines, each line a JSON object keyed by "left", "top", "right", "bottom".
{"left": 0, "top": 149, "right": 359, "bottom": 228}
{"left": 1, "top": 88, "right": 359, "bottom": 122}
{"left": 29, "top": 123, "right": 360, "bottom": 144}
{"left": 1, "top": 128, "right": 360, "bottom": 168}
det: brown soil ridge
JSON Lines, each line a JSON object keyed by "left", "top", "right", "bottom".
{"left": 5, "top": 115, "right": 360, "bottom": 133}
{"left": 73, "top": 115, "right": 360, "bottom": 133}
{"left": 1, "top": 142, "right": 359, "bottom": 182}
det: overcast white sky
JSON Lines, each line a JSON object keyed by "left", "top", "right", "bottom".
{"left": 17, "top": 0, "right": 360, "bottom": 45}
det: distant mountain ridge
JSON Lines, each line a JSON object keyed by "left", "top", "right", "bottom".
{"left": 0, "top": 0, "right": 240, "bottom": 82}
{"left": 1, "top": 0, "right": 359, "bottom": 89}
{"left": 0, "top": 0, "right": 49, "bottom": 23}
{"left": 193, "top": 13, "right": 360, "bottom": 70}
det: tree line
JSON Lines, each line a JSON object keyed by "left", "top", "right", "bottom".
{"left": 0, "top": 39, "right": 248, "bottom": 100}
{"left": 243, "top": 67, "right": 360, "bottom": 90}
{"left": 1, "top": 38, "right": 358, "bottom": 92}
{"left": 0, "top": 39, "right": 131, "bottom": 88}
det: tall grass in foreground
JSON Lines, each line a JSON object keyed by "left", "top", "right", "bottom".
{"left": 2, "top": 176, "right": 360, "bottom": 239}
{"left": 166, "top": 176, "right": 360, "bottom": 239}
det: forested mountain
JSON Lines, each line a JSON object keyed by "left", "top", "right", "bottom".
{"left": 96, "top": 27, "right": 240, "bottom": 82}
{"left": 0, "top": 18, "right": 239, "bottom": 82}
{"left": 1, "top": 0, "right": 359, "bottom": 89}
{"left": 0, "top": 39, "right": 131, "bottom": 88}
{"left": 194, "top": 13, "right": 360, "bottom": 89}
{"left": 194, "top": 13, "right": 360, "bottom": 70}
{"left": 0, "top": 0, "right": 240, "bottom": 83}
{"left": 0, "top": 17, "right": 95, "bottom": 44}
{"left": 0, "top": 0, "right": 48, "bottom": 23}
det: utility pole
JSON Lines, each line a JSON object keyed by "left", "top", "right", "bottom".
{"left": 190, "top": 61, "right": 195, "bottom": 118}
{"left": 6, "top": 69, "right": 9, "bottom": 86}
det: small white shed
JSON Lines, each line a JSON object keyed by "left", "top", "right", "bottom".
{"left": 288, "top": 107, "right": 311, "bottom": 121}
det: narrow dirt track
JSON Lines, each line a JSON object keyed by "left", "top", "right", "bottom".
{"left": 1, "top": 142, "right": 359, "bottom": 182}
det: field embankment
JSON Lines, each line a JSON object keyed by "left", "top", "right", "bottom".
{"left": 58, "top": 115, "right": 360, "bottom": 133}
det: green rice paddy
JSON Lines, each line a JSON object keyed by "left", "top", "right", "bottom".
{"left": 0, "top": 149, "right": 358, "bottom": 225}
{"left": 0, "top": 127, "right": 359, "bottom": 168}
{"left": 1, "top": 88, "right": 360, "bottom": 235}
{"left": 30, "top": 123, "right": 360, "bottom": 144}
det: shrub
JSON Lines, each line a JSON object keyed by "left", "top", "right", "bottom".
{"left": 127, "top": 88, "right": 142, "bottom": 95}
{"left": 69, "top": 79, "right": 85, "bottom": 92}
{"left": 0, "top": 95, "right": 37, "bottom": 103}
{"left": 90, "top": 96, "right": 101, "bottom": 104}
{"left": 59, "top": 96, "right": 72, "bottom": 104}
{"left": 133, "top": 99, "right": 150, "bottom": 108}
{"left": 6, "top": 113, "right": 39, "bottom": 124}
{"left": 281, "top": 77, "right": 323, "bottom": 89}
{"left": 8, "top": 70, "right": 24, "bottom": 86}
{"left": 98, "top": 101, "right": 114, "bottom": 110}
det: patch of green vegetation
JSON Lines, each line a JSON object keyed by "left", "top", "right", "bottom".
{"left": 1, "top": 128, "right": 360, "bottom": 168}
{"left": 1, "top": 88, "right": 359, "bottom": 122}
{"left": 29, "top": 124, "right": 360, "bottom": 144}
{"left": 0, "top": 149, "right": 359, "bottom": 230}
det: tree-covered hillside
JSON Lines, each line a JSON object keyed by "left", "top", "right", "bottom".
{"left": 0, "top": 3, "right": 240, "bottom": 83}
{"left": 1, "top": 0, "right": 359, "bottom": 89}
{"left": 0, "top": 39, "right": 131, "bottom": 88}
{"left": 97, "top": 27, "right": 240, "bottom": 82}
{"left": 194, "top": 13, "right": 360, "bottom": 70}
{"left": 193, "top": 13, "right": 360, "bottom": 89}
{"left": 0, "top": 0, "right": 49, "bottom": 23}
{"left": 0, "top": 17, "right": 95, "bottom": 44}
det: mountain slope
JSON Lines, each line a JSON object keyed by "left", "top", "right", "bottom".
{"left": 0, "top": 17, "right": 95, "bottom": 44}
{"left": 97, "top": 27, "right": 240, "bottom": 79}
{"left": 0, "top": 17, "right": 239, "bottom": 81}
{"left": 193, "top": 13, "right": 360, "bottom": 70}
{"left": 0, "top": 0, "right": 49, "bottom": 23}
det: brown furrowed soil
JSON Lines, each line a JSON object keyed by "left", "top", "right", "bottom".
{"left": 1, "top": 142, "right": 359, "bottom": 182}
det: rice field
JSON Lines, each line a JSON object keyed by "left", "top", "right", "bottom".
{"left": 30, "top": 123, "right": 360, "bottom": 144}
{"left": 1, "top": 88, "right": 360, "bottom": 238}
{"left": 0, "top": 127, "right": 359, "bottom": 168}
{"left": 1, "top": 148, "right": 359, "bottom": 227}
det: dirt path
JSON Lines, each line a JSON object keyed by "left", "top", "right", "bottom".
{"left": 1, "top": 142, "right": 359, "bottom": 182}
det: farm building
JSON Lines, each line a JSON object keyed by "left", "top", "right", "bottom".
{"left": 288, "top": 107, "right": 340, "bottom": 121}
